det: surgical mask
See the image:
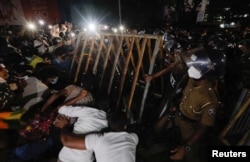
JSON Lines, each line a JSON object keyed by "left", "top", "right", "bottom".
{"left": 16, "top": 75, "right": 29, "bottom": 80}
{"left": 25, "top": 57, "right": 32, "bottom": 61}
{"left": 51, "top": 77, "right": 58, "bottom": 84}
{"left": 187, "top": 66, "right": 202, "bottom": 79}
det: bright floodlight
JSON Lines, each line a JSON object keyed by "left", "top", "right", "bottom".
{"left": 113, "top": 28, "right": 118, "bottom": 33}
{"left": 119, "top": 25, "right": 125, "bottom": 31}
{"left": 27, "top": 23, "right": 36, "bottom": 30}
{"left": 219, "top": 24, "right": 225, "bottom": 28}
{"left": 38, "top": 19, "right": 45, "bottom": 25}
{"left": 48, "top": 25, "right": 53, "bottom": 29}
{"left": 230, "top": 22, "right": 235, "bottom": 27}
{"left": 104, "top": 25, "right": 109, "bottom": 30}
{"left": 88, "top": 23, "right": 96, "bottom": 31}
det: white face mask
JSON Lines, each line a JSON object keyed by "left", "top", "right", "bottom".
{"left": 16, "top": 75, "right": 29, "bottom": 80}
{"left": 187, "top": 66, "right": 202, "bottom": 79}
{"left": 25, "top": 57, "right": 32, "bottom": 61}
{"left": 51, "top": 77, "right": 58, "bottom": 84}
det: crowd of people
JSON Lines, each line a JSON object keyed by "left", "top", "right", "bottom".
{"left": 0, "top": 20, "right": 250, "bottom": 162}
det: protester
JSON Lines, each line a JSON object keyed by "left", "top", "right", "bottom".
{"left": 55, "top": 111, "right": 139, "bottom": 162}
{"left": 14, "top": 66, "right": 51, "bottom": 111}
{"left": 35, "top": 52, "right": 53, "bottom": 70}
{"left": 0, "top": 63, "right": 14, "bottom": 111}
{"left": 33, "top": 32, "right": 49, "bottom": 56}
{"left": 56, "top": 105, "right": 108, "bottom": 162}
{"left": 20, "top": 46, "right": 43, "bottom": 69}
{"left": 52, "top": 46, "right": 73, "bottom": 74}
{"left": 40, "top": 73, "right": 96, "bottom": 112}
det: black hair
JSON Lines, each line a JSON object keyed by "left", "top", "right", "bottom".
{"left": 80, "top": 72, "right": 97, "bottom": 91}
{"left": 42, "top": 52, "right": 53, "bottom": 60}
{"left": 54, "top": 46, "right": 68, "bottom": 56}
{"left": 95, "top": 95, "right": 111, "bottom": 113}
{"left": 107, "top": 111, "right": 128, "bottom": 131}
{"left": 21, "top": 46, "right": 35, "bottom": 57}
{"left": 36, "top": 65, "right": 60, "bottom": 79}
{"left": 52, "top": 37, "right": 62, "bottom": 46}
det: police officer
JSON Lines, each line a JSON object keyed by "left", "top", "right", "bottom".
{"left": 144, "top": 38, "right": 189, "bottom": 118}
{"left": 155, "top": 44, "right": 226, "bottom": 162}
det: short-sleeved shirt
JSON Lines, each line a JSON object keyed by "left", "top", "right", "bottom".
{"left": 85, "top": 132, "right": 138, "bottom": 162}
{"left": 52, "top": 57, "right": 72, "bottom": 73}
{"left": 64, "top": 85, "right": 94, "bottom": 105}
{"left": 29, "top": 55, "right": 43, "bottom": 69}
{"left": 58, "top": 106, "right": 108, "bottom": 162}
{"left": 22, "top": 77, "right": 49, "bottom": 110}
{"left": 179, "top": 78, "right": 219, "bottom": 126}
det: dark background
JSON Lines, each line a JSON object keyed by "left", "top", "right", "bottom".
{"left": 57, "top": 0, "right": 250, "bottom": 28}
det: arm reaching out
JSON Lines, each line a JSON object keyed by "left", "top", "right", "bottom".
{"left": 54, "top": 115, "right": 86, "bottom": 150}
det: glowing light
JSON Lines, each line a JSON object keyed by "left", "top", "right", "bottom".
{"left": 88, "top": 23, "right": 96, "bottom": 31}
{"left": 48, "top": 25, "right": 53, "bottom": 29}
{"left": 219, "top": 24, "right": 225, "bottom": 28}
{"left": 104, "top": 25, "right": 109, "bottom": 30}
{"left": 38, "top": 19, "right": 45, "bottom": 25}
{"left": 230, "top": 22, "right": 235, "bottom": 26}
{"left": 112, "top": 28, "right": 118, "bottom": 33}
{"left": 119, "top": 25, "right": 125, "bottom": 31}
{"left": 27, "top": 23, "right": 36, "bottom": 30}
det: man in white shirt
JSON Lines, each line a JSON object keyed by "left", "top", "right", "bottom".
{"left": 55, "top": 111, "right": 139, "bottom": 162}
{"left": 57, "top": 105, "right": 108, "bottom": 162}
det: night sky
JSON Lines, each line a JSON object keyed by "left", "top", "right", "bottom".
{"left": 58, "top": 0, "right": 250, "bottom": 28}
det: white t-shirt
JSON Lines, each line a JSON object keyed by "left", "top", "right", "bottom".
{"left": 22, "top": 76, "right": 49, "bottom": 110}
{"left": 58, "top": 106, "right": 108, "bottom": 162}
{"left": 64, "top": 85, "right": 94, "bottom": 105}
{"left": 85, "top": 132, "right": 139, "bottom": 162}
{"left": 34, "top": 39, "right": 47, "bottom": 55}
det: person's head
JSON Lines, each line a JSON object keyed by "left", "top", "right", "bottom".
{"left": 35, "top": 33, "right": 43, "bottom": 40}
{"left": 52, "top": 37, "right": 63, "bottom": 47}
{"left": 36, "top": 65, "right": 59, "bottom": 85}
{"left": 181, "top": 45, "right": 226, "bottom": 80}
{"left": 0, "top": 63, "right": 9, "bottom": 80}
{"left": 63, "top": 32, "right": 73, "bottom": 46}
{"left": 96, "top": 95, "right": 111, "bottom": 113}
{"left": 108, "top": 111, "right": 128, "bottom": 131}
{"left": 41, "top": 53, "right": 53, "bottom": 64}
{"left": 60, "top": 24, "right": 67, "bottom": 34}
{"left": 50, "top": 24, "right": 60, "bottom": 37}
{"left": 54, "top": 46, "right": 68, "bottom": 60}
{"left": 238, "top": 39, "right": 250, "bottom": 54}
{"left": 21, "top": 46, "right": 35, "bottom": 62}
{"left": 79, "top": 72, "right": 97, "bottom": 92}
{"left": 163, "top": 39, "right": 180, "bottom": 65}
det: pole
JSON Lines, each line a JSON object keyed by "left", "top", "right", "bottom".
{"left": 118, "top": 0, "right": 122, "bottom": 25}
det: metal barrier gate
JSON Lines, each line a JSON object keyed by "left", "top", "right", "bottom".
{"left": 219, "top": 89, "right": 250, "bottom": 145}
{"left": 70, "top": 32, "right": 164, "bottom": 122}
{"left": 69, "top": 32, "right": 250, "bottom": 143}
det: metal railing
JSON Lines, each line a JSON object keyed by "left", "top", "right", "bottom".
{"left": 219, "top": 89, "right": 250, "bottom": 145}
{"left": 70, "top": 32, "right": 163, "bottom": 122}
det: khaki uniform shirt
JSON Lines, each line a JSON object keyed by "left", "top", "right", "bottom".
{"left": 179, "top": 78, "right": 219, "bottom": 127}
